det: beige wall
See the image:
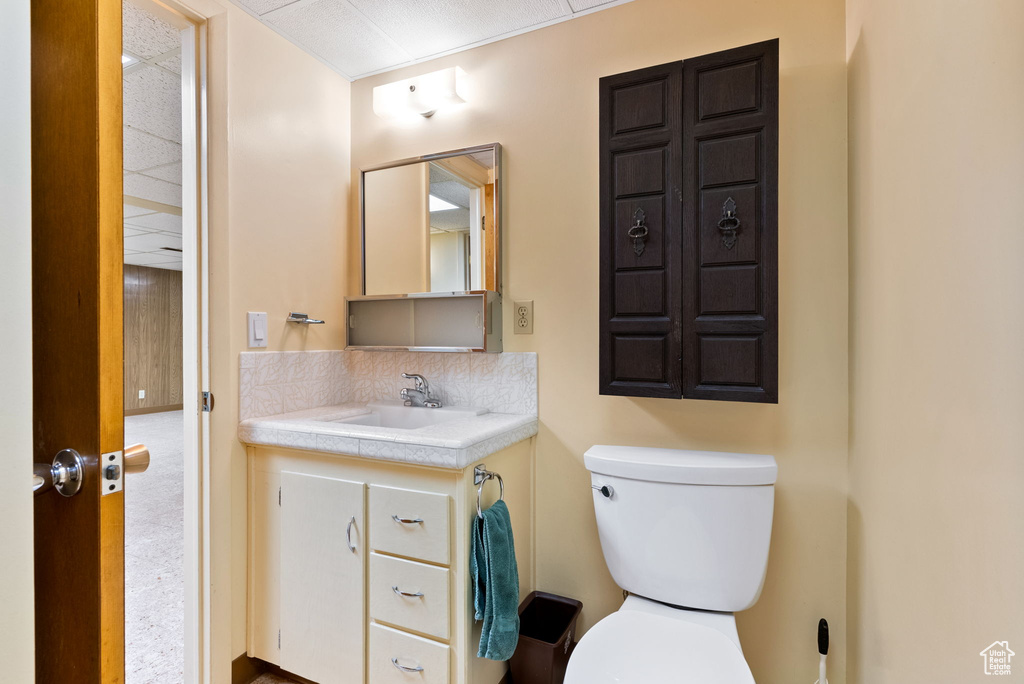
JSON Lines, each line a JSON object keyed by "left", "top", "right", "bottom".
{"left": 0, "top": 0, "right": 35, "bottom": 679}
{"left": 185, "top": 0, "right": 352, "bottom": 674}
{"left": 349, "top": 1, "right": 849, "bottom": 681}
{"left": 846, "top": 1, "right": 1024, "bottom": 682}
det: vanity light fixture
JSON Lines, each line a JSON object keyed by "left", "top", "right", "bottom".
{"left": 372, "top": 66, "right": 469, "bottom": 119}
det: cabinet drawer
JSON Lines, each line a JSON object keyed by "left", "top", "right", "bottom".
{"left": 369, "top": 623, "right": 449, "bottom": 684}
{"left": 370, "top": 553, "right": 450, "bottom": 640}
{"left": 369, "top": 485, "right": 450, "bottom": 565}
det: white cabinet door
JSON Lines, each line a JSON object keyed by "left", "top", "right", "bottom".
{"left": 280, "top": 471, "right": 366, "bottom": 684}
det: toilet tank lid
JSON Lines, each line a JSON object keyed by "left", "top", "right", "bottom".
{"left": 584, "top": 446, "right": 777, "bottom": 485}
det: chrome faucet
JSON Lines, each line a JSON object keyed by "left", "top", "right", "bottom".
{"left": 400, "top": 373, "right": 441, "bottom": 408}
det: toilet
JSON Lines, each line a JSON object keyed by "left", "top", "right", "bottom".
{"left": 565, "top": 445, "right": 778, "bottom": 683}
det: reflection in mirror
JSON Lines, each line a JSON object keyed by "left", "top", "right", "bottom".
{"left": 362, "top": 144, "right": 499, "bottom": 296}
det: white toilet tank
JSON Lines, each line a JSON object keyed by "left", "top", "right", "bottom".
{"left": 584, "top": 445, "right": 777, "bottom": 613}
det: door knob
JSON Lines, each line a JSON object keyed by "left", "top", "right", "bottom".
{"left": 33, "top": 448, "right": 85, "bottom": 497}
{"left": 124, "top": 443, "right": 150, "bottom": 474}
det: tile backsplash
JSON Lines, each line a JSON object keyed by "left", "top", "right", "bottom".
{"left": 239, "top": 351, "right": 538, "bottom": 421}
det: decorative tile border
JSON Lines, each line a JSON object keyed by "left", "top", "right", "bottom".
{"left": 238, "top": 410, "right": 538, "bottom": 470}
{"left": 239, "top": 350, "right": 537, "bottom": 421}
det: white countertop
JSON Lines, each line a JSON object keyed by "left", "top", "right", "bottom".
{"left": 238, "top": 403, "right": 538, "bottom": 469}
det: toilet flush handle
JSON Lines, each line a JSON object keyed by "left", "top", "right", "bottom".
{"left": 591, "top": 484, "right": 614, "bottom": 498}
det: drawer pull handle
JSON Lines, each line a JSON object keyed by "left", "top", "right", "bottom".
{"left": 392, "top": 585, "right": 424, "bottom": 598}
{"left": 392, "top": 514, "right": 424, "bottom": 525}
{"left": 391, "top": 657, "right": 424, "bottom": 673}
{"left": 346, "top": 516, "right": 357, "bottom": 553}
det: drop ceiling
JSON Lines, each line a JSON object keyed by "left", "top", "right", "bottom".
{"left": 122, "top": 0, "right": 184, "bottom": 272}
{"left": 230, "top": 0, "right": 634, "bottom": 81}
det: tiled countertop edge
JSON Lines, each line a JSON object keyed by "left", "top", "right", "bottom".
{"left": 238, "top": 413, "right": 538, "bottom": 470}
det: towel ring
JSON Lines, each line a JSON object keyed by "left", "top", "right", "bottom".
{"left": 474, "top": 465, "right": 504, "bottom": 519}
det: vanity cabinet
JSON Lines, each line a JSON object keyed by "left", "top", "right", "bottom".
{"left": 247, "top": 441, "right": 533, "bottom": 684}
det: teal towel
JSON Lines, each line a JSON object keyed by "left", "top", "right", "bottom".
{"left": 470, "top": 499, "right": 520, "bottom": 661}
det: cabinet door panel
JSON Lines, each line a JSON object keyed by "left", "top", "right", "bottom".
{"left": 599, "top": 61, "right": 684, "bottom": 398}
{"left": 280, "top": 471, "right": 365, "bottom": 684}
{"left": 682, "top": 39, "right": 778, "bottom": 402}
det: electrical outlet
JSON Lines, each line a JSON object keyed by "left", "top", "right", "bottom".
{"left": 138, "top": 389, "right": 145, "bottom": 400}
{"left": 513, "top": 300, "right": 533, "bottom": 334}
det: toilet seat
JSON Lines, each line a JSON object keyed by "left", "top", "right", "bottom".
{"left": 564, "top": 610, "right": 755, "bottom": 684}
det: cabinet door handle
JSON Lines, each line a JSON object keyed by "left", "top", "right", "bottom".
{"left": 392, "top": 585, "right": 424, "bottom": 598}
{"left": 391, "top": 514, "right": 423, "bottom": 524}
{"left": 346, "top": 516, "right": 357, "bottom": 553}
{"left": 391, "top": 657, "right": 424, "bottom": 673}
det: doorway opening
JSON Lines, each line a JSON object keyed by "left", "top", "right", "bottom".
{"left": 122, "top": 0, "right": 207, "bottom": 681}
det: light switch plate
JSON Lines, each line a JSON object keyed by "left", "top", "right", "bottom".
{"left": 248, "top": 311, "right": 268, "bottom": 348}
{"left": 513, "top": 300, "right": 533, "bottom": 334}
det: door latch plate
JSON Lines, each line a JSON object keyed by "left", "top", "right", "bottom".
{"left": 101, "top": 450, "right": 123, "bottom": 496}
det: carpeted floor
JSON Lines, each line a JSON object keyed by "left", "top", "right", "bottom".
{"left": 125, "top": 410, "right": 185, "bottom": 684}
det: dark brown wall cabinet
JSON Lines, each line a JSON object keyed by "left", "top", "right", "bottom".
{"left": 599, "top": 39, "right": 778, "bottom": 403}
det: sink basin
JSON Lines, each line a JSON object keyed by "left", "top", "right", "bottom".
{"left": 327, "top": 401, "right": 488, "bottom": 430}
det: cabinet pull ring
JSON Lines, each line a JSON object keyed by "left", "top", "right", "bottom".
{"left": 718, "top": 197, "right": 741, "bottom": 249}
{"left": 627, "top": 207, "right": 649, "bottom": 257}
{"left": 392, "top": 585, "right": 425, "bottom": 598}
{"left": 391, "top": 657, "right": 424, "bottom": 673}
{"left": 346, "top": 516, "right": 357, "bottom": 553}
{"left": 392, "top": 514, "right": 424, "bottom": 524}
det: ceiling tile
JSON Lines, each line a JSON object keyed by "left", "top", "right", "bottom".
{"left": 124, "top": 173, "right": 182, "bottom": 207}
{"left": 139, "top": 162, "right": 182, "bottom": 184}
{"left": 157, "top": 53, "right": 182, "bottom": 74}
{"left": 236, "top": 0, "right": 300, "bottom": 16}
{"left": 123, "top": 225, "right": 156, "bottom": 238}
{"left": 123, "top": 0, "right": 181, "bottom": 59}
{"left": 567, "top": 0, "right": 616, "bottom": 10}
{"left": 124, "top": 203, "right": 157, "bottom": 219}
{"left": 126, "top": 211, "right": 183, "bottom": 234}
{"left": 125, "top": 232, "right": 183, "bottom": 251}
{"left": 124, "top": 126, "right": 181, "bottom": 172}
{"left": 347, "top": 0, "right": 567, "bottom": 60}
{"left": 124, "top": 66, "right": 182, "bottom": 142}
{"left": 124, "top": 251, "right": 182, "bottom": 266}
{"left": 267, "top": 0, "right": 411, "bottom": 77}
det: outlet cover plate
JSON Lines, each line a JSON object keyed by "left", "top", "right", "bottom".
{"left": 513, "top": 300, "right": 533, "bottom": 335}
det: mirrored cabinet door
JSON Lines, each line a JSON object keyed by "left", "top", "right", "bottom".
{"left": 361, "top": 143, "right": 500, "bottom": 297}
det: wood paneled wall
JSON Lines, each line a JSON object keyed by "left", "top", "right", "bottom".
{"left": 124, "top": 264, "right": 183, "bottom": 414}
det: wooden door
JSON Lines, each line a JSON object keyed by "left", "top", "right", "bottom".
{"left": 31, "top": 0, "right": 125, "bottom": 680}
{"left": 681, "top": 39, "right": 779, "bottom": 402}
{"left": 598, "top": 61, "right": 685, "bottom": 398}
{"left": 280, "top": 472, "right": 366, "bottom": 684}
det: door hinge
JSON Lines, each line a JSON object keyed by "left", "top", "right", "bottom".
{"left": 278, "top": 486, "right": 281, "bottom": 506}
{"left": 202, "top": 391, "right": 214, "bottom": 412}
{"left": 278, "top": 630, "right": 281, "bottom": 649}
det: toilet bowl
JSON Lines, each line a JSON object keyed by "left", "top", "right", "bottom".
{"left": 565, "top": 446, "right": 777, "bottom": 683}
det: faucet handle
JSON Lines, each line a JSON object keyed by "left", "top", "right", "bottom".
{"left": 401, "top": 373, "right": 427, "bottom": 391}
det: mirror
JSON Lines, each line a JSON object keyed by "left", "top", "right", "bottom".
{"left": 361, "top": 143, "right": 500, "bottom": 296}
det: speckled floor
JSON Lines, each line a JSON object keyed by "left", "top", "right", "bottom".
{"left": 248, "top": 675, "right": 299, "bottom": 684}
{"left": 125, "top": 410, "right": 184, "bottom": 684}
